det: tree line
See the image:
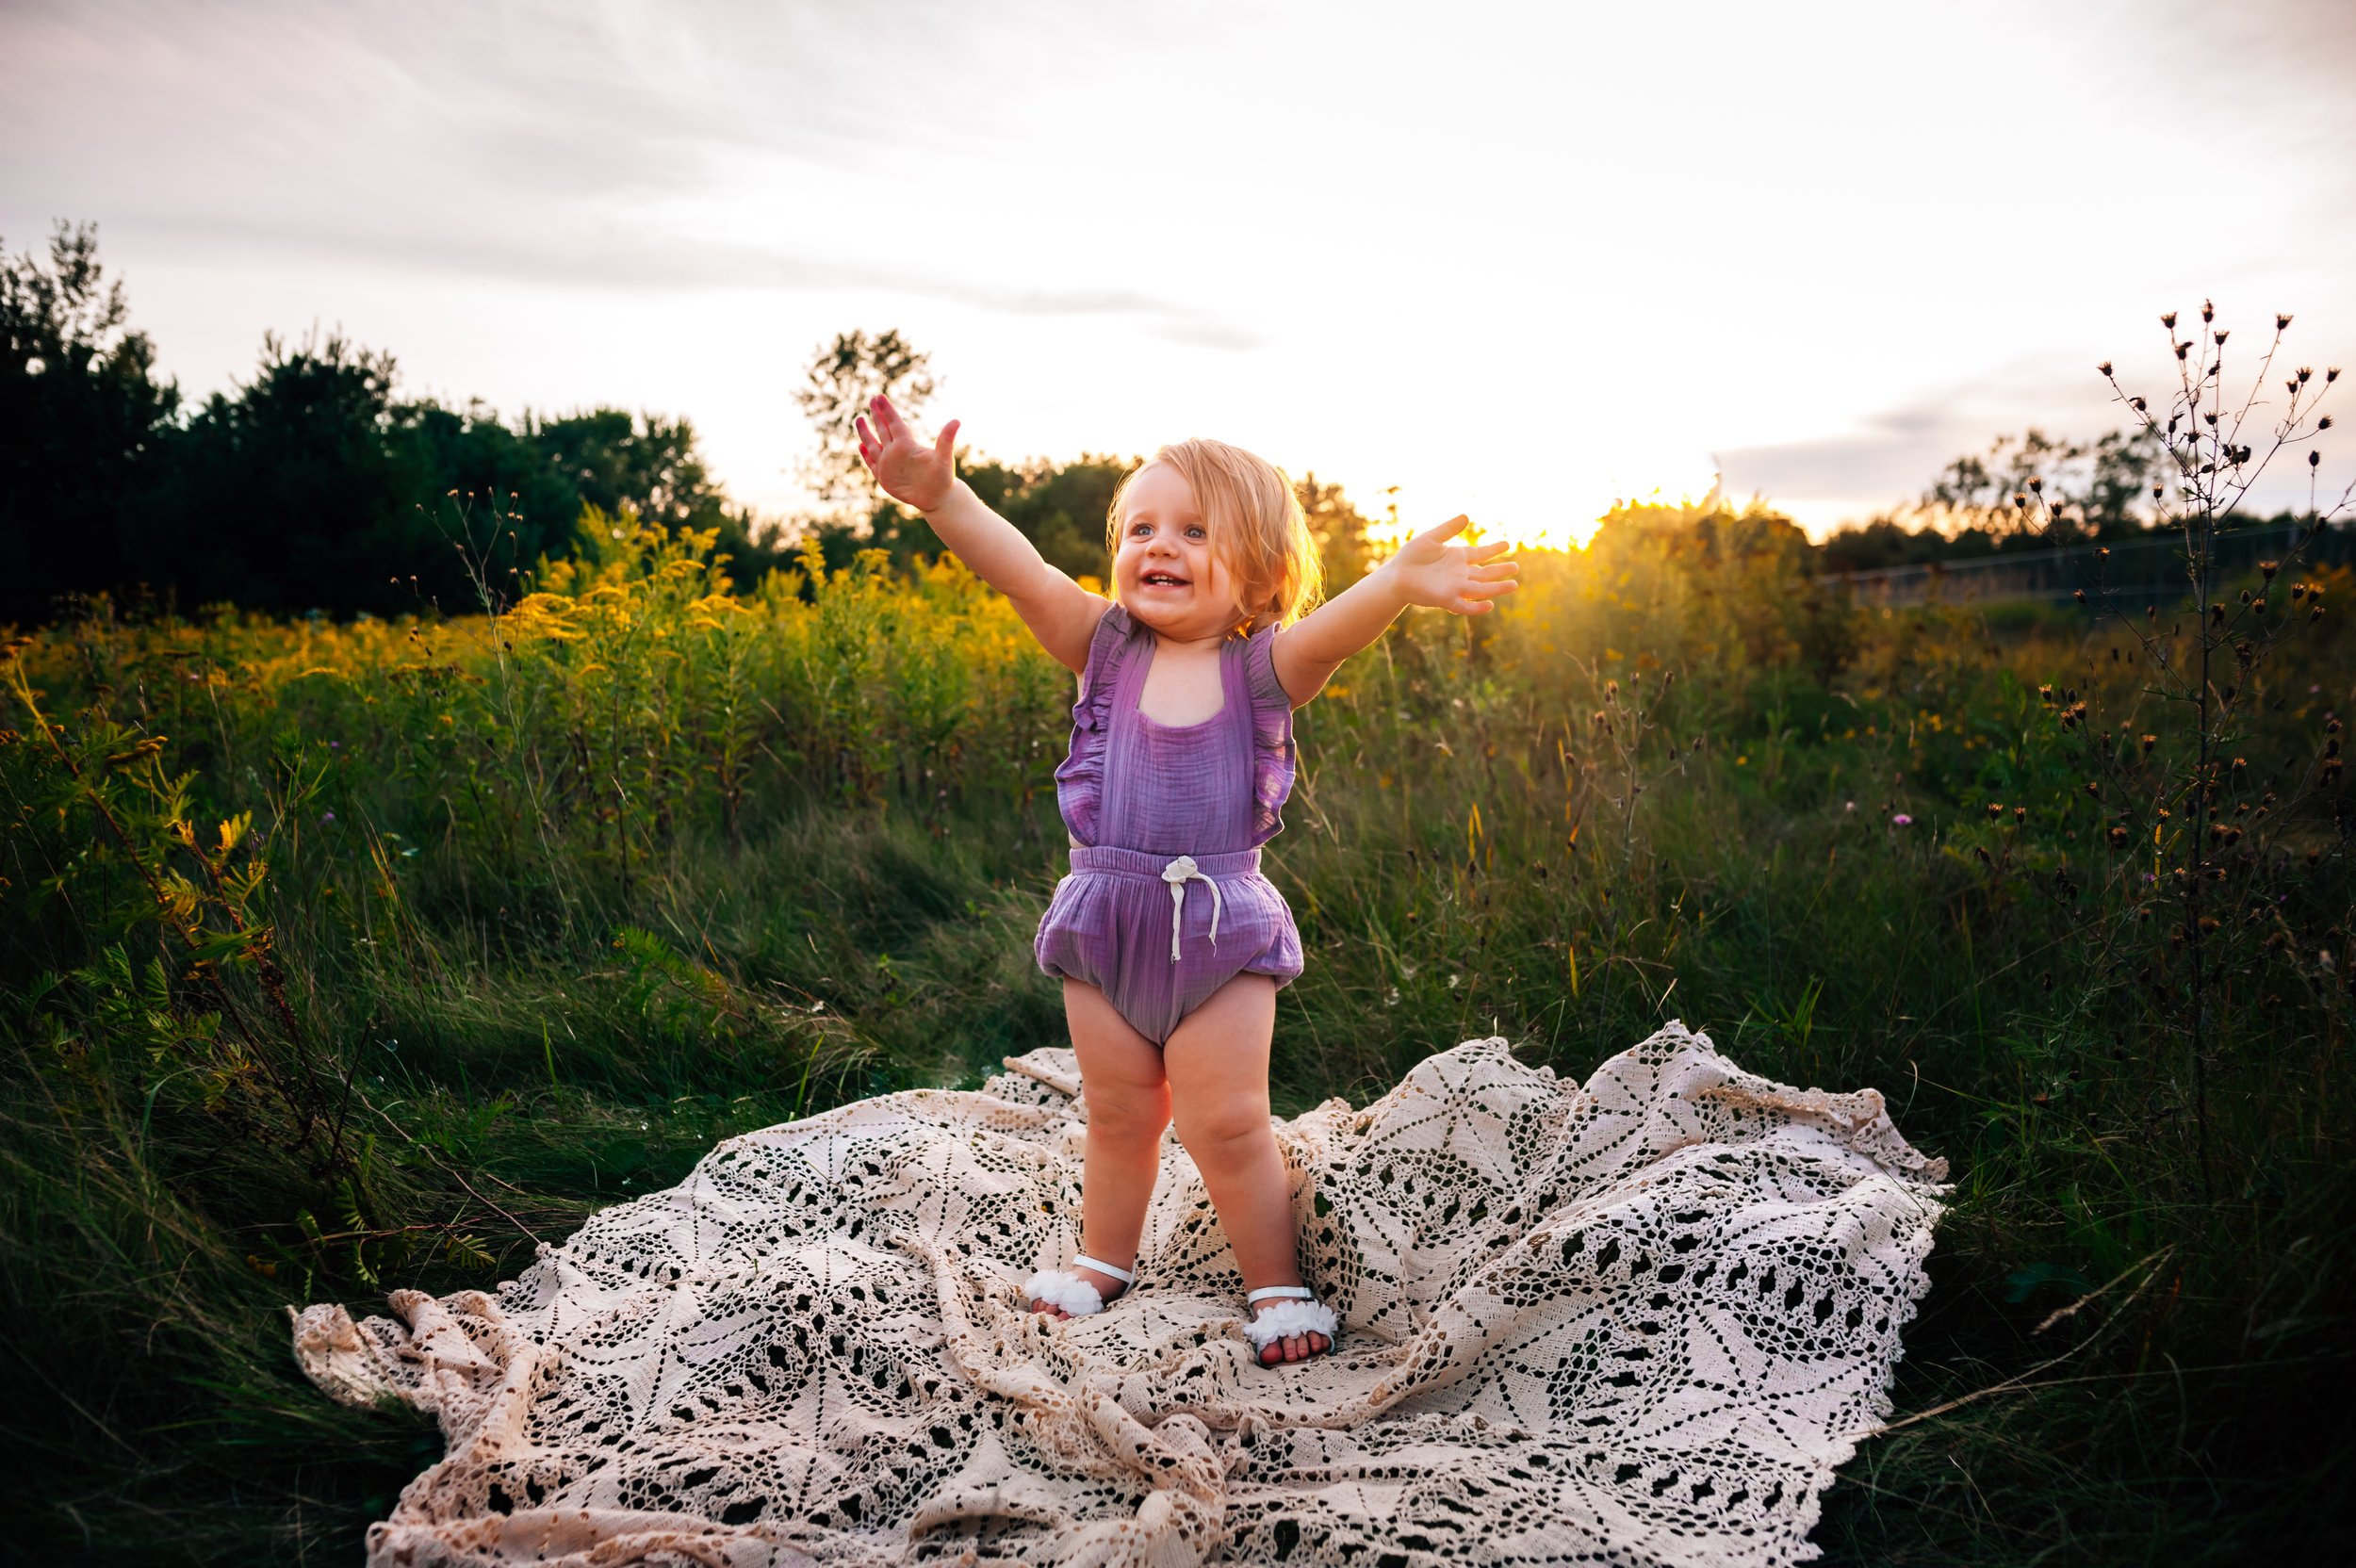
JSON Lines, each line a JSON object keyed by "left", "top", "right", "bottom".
{"left": 0, "top": 224, "right": 1382, "bottom": 625}
{"left": 5, "top": 219, "right": 2241, "bottom": 627}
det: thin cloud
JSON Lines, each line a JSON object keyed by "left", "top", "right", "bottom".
{"left": 0, "top": 0, "right": 1261, "bottom": 344}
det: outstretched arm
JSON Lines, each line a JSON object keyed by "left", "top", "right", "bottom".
{"left": 856, "top": 395, "right": 1107, "bottom": 674}
{"left": 1270, "top": 514, "right": 1516, "bottom": 708}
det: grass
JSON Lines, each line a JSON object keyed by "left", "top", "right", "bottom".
{"left": 2, "top": 510, "right": 2350, "bottom": 1562}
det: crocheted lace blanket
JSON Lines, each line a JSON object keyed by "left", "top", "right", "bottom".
{"left": 293, "top": 1022, "right": 1948, "bottom": 1566}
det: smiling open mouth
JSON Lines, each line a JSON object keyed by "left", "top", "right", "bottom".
{"left": 1140, "top": 572, "right": 1189, "bottom": 587}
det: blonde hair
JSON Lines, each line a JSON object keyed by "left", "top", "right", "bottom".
{"left": 1104, "top": 438, "right": 1324, "bottom": 635}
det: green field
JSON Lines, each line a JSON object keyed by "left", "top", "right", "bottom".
{"left": 3, "top": 507, "right": 2349, "bottom": 1563}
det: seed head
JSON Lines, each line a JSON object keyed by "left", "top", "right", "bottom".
{"left": 2140, "top": 733, "right": 2156, "bottom": 752}
{"left": 1987, "top": 802, "right": 2004, "bottom": 819}
{"left": 2038, "top": 683, "right": 2053, "bottom": 703}
{"left": 2130, "top": 396, "right": 2148, "bottom": 412}
{"left": 2278, "top": 314, "right": 2294, "bottom": 332}
{"left": 2330, "top": 368, "right": 2342, "bottom": 384}
{"left": 2215, "top": 330, "right": 2229, "bottom": 346}
{"left": 2298, "top": 367, "right": 2313, "bottom": 384}
{"left": 2085, "top": 780, "right": 2102, "bottom": 798}
{"left": 2202, "top": 299, "right": 2215, "bottom": 323}
{"left": 2314, "top": 450, "right": 2325, "bottom": 468}
{"left": 2175, "top": 341, "right": 2192, "bottom": 362}
{"left": 2099, "top": 361, "right": 2114, "bottom": 377}
{"left": 2107, "top": 825, "right": 2130, "bottom": 850}
{"left": 2320, "top": 416, "right": 2335, "bottom": 432}
{"left": 2013, "top": 806, "right": 2026, "bottom": 823}
{"left": 2162, "top": 311, "right": 2178, "bottom": 329}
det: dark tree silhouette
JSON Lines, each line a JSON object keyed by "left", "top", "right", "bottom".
{"left": 1, "top": 220, "right": 181, "bottom": 625}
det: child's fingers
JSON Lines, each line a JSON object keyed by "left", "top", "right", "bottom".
{"left": 1466, "top": 540, "right": 1514, "bottom": 563}
{"left": 869, "top": 394, "right": 905, "bottom": 443}
{"left": 1459, "top": 580, "right": 1517, "bottom": 602}
{"left": 933, "top": 418, "right": 960, "bottom": 466}
{"left": 1413, "top": 514, "right": 1471, "bottom": 547}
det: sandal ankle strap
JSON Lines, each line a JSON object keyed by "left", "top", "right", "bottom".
{"left": 1246, "top": 1284, "right": 1317, "bottom": 1306}
{"left": 1072, "top": 1254, "right": 1136, "bottom": 1284}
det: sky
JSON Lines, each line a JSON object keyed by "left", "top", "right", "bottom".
{"left": 6, "top": 0, "right": 2353, "bottom": 547}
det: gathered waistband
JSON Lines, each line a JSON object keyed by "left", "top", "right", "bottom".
{"left": 1067, "top": 845, "right": 1258, "bottom": 962}
{"left": 1068, "top": 845, "right": 1262, "bottom": 878}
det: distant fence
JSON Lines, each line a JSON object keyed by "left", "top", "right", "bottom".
{"left": 1815, "top": 519, "right": 2356, "bottom": 612}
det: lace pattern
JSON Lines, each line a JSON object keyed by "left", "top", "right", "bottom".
{"left": 294, "top": 1022, "right": 1947, "bottom": 1566}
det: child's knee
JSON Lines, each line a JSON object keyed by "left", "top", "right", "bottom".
{"left": 1170, "top": 1090, "right": 1269, "bottom": 1152}
{"left": 1088, "top": 1078, "right": 1172, "bottom": 1137}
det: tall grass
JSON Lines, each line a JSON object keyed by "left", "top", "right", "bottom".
{"left": 2, "top": 501, "right": 2349, "bottom": 1562}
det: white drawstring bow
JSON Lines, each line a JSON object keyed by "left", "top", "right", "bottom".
{"left": 1160, "top": 855, "right": 1222, "bottom": 961}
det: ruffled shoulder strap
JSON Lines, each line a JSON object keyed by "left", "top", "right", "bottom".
{"left": 1071, "top": 600, "right": 1137, "bottom": 735}
{"left": 1241, "top": 622, "right": 1300, "bottom": 843}
{"left": 1052, "top": 601, "right": 1138, "bottom": 850}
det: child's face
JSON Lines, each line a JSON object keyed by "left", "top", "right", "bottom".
{"left": 1114, "top": 463, "right": 1239, "bottom": 638}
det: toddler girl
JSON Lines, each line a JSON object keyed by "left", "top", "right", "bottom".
{"left": 855, "top": 396, "right": 1515, "bottom": 1364}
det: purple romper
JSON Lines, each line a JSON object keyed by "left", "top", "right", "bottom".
{"left": 1033, "top": 602, "right": 1306, "bottom": 1046}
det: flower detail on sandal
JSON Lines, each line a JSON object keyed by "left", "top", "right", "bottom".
{"left": 1023, "top": 1254, "right": 1135, "bottom": 1317}
{"left": 1242, "top": 1284, "right": 1338, "bottom": 1360}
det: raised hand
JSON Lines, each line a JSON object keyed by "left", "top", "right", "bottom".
{"left": 1384, "top": 514, "right": 1518, "bottom": 615}
{"left": 854, "top": 395, "right": 961, "bottom": 514}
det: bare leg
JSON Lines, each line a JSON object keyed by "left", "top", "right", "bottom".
{"left": 1029, "top": 979, "right": 1170, "bottom": 1318}
{"left": 1163, "top": 974, "right": 1332, "bottom": 1364}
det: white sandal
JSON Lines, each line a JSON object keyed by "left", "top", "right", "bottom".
{"left": 1242, "top": 1284, "right": 1339, "bottom": 1359}
{"left": 1023, "top": 1254, "right": 1136, "bottom": 1317}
